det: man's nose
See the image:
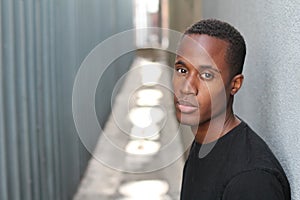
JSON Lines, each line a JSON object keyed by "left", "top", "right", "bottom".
{"left": 180, "top": 76, "right": 198, "bottom": 95}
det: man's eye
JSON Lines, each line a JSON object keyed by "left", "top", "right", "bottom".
{"left": 200, "top": 72, "right": 214, "bottom": 80}
{"left": 176, "top": 68, "right": 187, "bottom": 74}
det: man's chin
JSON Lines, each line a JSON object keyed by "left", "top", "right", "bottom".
{"left": 176, "top": 116, "right": 200, "bottom": 126}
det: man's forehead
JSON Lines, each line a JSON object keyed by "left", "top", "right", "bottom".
{"left": 177, "top": 34, "right": 228, "bottom": 54}
{"left": 175, "top": 55, "right": 213, "bottom": 66}
{"left": 176, "top": 35, "right": 217, "bottom": 62}
{"left": 176, "top": 34, "right": 228, "bottom": 69}
{"left": 177, "top": 35, "right": 208, "bottom": 53}
{"left": 175, "top": 44, "right": 215, "bottom": 67}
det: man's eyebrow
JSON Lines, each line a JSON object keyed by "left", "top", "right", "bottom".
{"left": 199, "top": 65, "right": 221, "bottom": 73}
{"left": 174, "top": 60, "right": 186, "bottom": 66}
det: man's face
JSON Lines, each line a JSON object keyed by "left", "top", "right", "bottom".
{"left": 172, "top": 34, "right": 232, "bottom": 126}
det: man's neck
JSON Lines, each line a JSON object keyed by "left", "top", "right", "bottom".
{"left": 191, "top": 111, "right": 241, "bottom": 144}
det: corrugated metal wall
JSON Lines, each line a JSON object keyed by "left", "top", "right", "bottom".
{"left": 0, "top": 0, "right": 134, "bottom": 200}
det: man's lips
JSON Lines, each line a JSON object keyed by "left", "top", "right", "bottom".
{"left": 176, "top": 100, "right": 198, "bottom": 113}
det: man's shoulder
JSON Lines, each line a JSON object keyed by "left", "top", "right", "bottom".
{"left": 228, "top": 120, "right": 282, "bottom": 168}
{"left": 223, "top": 169, "right": 291, "bottom": 200}
{"left": 229, "top": 119, "right": 275, "bottom": 156}
{"left": 223, "top": 120, "right": 290, "bottom": 199}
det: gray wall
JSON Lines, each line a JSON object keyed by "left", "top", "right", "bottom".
{"left": 202, "top": 0, "right": 300, "bottom": 199}
{"left": 0, "top": 0, "right": 133, "bottom": 200}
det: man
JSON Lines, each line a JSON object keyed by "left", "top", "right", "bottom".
{"left": 173, "top": 19, "right": 291, "bottom": 199}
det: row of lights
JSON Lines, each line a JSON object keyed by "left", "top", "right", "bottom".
{"left": 125, "top": 59, "right": 165, "bottom": 155}
{"left": 119, "top": 58, "right": 171, "bottom": 199}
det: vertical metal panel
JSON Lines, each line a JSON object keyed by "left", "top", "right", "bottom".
{"left": 2, "top": 0, "right": 21, "bottom": 199}
{"left": 23, "top": 0, "right": 40, "bottom": 199}
{"left": 33, "top": 0, "right": 48, "bottom": 199}
{"left": 55, "top": 0, "right": 81, "bottom": 198}
{"left": 0, "top": 0, "right": 9, "bottom": 199}
{"left": 13, "top": 0, "right": 32, "bottom": 200}
{"left": 47, "top": 0, "right": 62, "bottom": 198}
{"left": 52, "top": 1, "right": 66, "bottom": 199}
{"left": 0, "top": 0, "right": 134, "bottom": 199}
{"left": 41, "top": 0, "right": 55, "bottom": 199}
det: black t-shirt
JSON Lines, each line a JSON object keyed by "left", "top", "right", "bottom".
{"left": 180, "top": 120, "right": 291, "bottom": 200}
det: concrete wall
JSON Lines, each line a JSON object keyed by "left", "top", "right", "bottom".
{"left": 201, "top": 0, "right": 300, "bottom": 199}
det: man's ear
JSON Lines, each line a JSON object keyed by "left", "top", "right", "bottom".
{"left": 230, "top": 74, "right": 244, "bottom": 95}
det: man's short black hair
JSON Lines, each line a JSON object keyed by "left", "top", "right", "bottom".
{"left": 184, "top": 19, "right": 246, "bottom": 77}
